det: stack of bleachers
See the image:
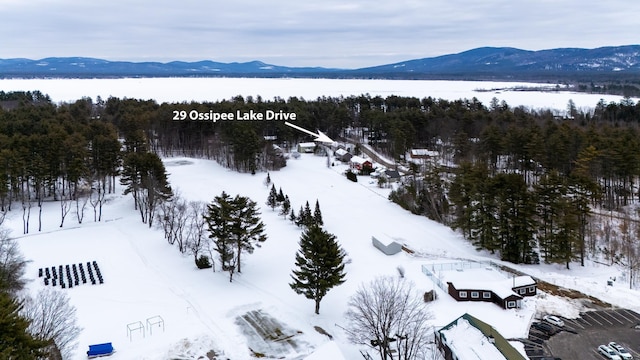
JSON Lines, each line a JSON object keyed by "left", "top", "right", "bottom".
{"left": 79, "top": 263, "right": 87, "bottom": 284}
{"left": 59, "top": 265, "right": 65, "bottom": 288}
{"left": 72, "top": 264, "right": 79, "bottom": 286}
{"left": 87, "top": 261, "right": 96, "bottom": 285}
{"left": 93, "top": 261, "right": 104, "bottom": 284}
{"left": 66, "top": 265, "right": 72, "bottom": 288}
{"left": 38, "top": 261, "right": 104, "bottom": 289}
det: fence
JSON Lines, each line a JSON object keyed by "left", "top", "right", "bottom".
{"left": 421, "top": 261, "right": 490, "bottom": 292}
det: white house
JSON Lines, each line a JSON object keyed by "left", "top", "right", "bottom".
{"left": 297, "top": 142, "right": 316, "bottom": 153}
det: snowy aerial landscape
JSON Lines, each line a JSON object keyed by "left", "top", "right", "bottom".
{"left": 4, "top": 0, "right": 640, "bottom": 359}
{"left": 8, "top": 148, "right": 640, "bottom": 359}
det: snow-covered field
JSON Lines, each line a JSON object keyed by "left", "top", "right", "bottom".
{"left": 1, "top": 77, "right": 635, "bottom": 113}
{"left": 8, "top": 154, "right": 640, "bottom": 359}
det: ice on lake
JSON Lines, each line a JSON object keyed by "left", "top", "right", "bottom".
{"left": 1, "top": 77, "right": 635, "bottom": 113}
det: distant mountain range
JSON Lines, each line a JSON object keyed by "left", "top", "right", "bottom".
{"left": 1, "top": 45, "right": 639, "bottom": 80}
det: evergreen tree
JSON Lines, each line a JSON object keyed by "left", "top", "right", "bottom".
{"left": 230, "top": 195, "right": 267, "bottom": 275}
{"left": 534, "top": 171, "right": 564, "bottom": 262}
{"left": 493, "top": 173, "right": 536, "bottom": 263}
{"left": 120, "top": 152, "right": 143, "bottom": 211}
{"left": 289, "top": 208, "right": 296, "bottom": 224}
{"left": 277, "top": 187, "right": 285, "bottom": 203}
{"left": 204, "top": 191, "right": 268, "bottom": 282}
{"left": 313, "top": 200, "right": 323, "bottom": 226}
{"left": 448, "top": 161, "right": 476, "bottom": 238}
{"left": 295, "top": 205, "right": 305, "bottom": 227}
{"left": 204, "top": 192, "right": 236, "bottom": 276}
{"left": 290, "top": 225, "right": 346, "bottom": 314}
{"left": 552, "top": 196, "right": 580, "bottom": 269}
{"left": 138, "top": 152, "right": 173, "bottom": 227}
{"left": 266, "top": 184, "right": 278, "bottom": 210}
{"left": 280, "top": 195, "right": 291, "bottom": 218}
{"left": 302, "top": 201, "right": 313, "bottom": 228}
{"left": 0, "top": 292, "right": 49, "bottom": 359}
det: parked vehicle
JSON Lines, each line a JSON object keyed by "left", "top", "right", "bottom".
{"left": 532, "top": 322, "right": 554, "bottom": 335}
{"left": 599, "top": 345, "right": 623, "bottom": 360}
{"left": 609, "top": 342, "right": 633, "bottom": 359}
{"left": 543, "top": 315, "right": 565, "bottom": 327}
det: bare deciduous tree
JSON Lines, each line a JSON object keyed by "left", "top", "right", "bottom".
{"left": 88, "top": 177, "right": 106, "bottom": 222}
{"left": 171, "top": 199, "right": 189, "bottom": 253}
{"left": 75, "top": 184, "right": 90, "bottom": 224}
{"left": 57, "top": 180, "right": 72, "bottom": 228}
{"left": 186, "top": 200, "right": 208, "bottom": 265}
{"left": 0, "top": 228, "right": 28, "bottom": 294}
{"left": 613, "top": 210, "right": 640, "bottom": 289}
{"left": 0, "top": 207, "right": 6, "bottom": 227}
{"left": 22, "top": 288, "right": 82, "bottom": 360}
{"left": 21, "top": 179, "right": 32, "bottom": 234}
{"left": 345, "top": 276, "right": 433, "bottom": 360}
{"left": 157, "top": 191, "right": 190, "bottom": 252}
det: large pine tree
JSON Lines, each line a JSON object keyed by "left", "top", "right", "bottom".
{"left": 277, "top": 187, "right": 285, "bottom": 203}
{"left": 302, "top": 201, "right": 313, "bottom": 228}
{"left": 204, "top": 191, "right": 236, "bottom": 277}
{"left": 290, "top": 225, "right": 346, "bottom": 314}
{"left": 280, "top": 195, "right": 291, "bottom": 218}
{"left": 0, "top": 291, "right": 49, "bottom": 359}
{"left": 266, "top": 184, "right": 278, "bottom": 210}
{"left": 313, "top": 200, "right": 323, "bottom": 226}
{"left": 231, "top": 195, "right": 267, "bottom": 275}
{"left": 205, "top": 192, "right": 267, "bottom": 282}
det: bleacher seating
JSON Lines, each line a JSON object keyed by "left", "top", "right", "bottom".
{"left": 79, "top": 263, "right": 87, "bottom": 283}
{"left": 39, "top": 261, "right": 105, "bottom": 289}
{"left": 66, "top": 265, "right": 73, "bottom": 288}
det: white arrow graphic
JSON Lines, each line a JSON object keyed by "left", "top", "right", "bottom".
{"left": 284, "top": 121, "right": 334, "bottom": 143}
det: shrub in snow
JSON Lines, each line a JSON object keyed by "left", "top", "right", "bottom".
{"left": 195, "top": 255, "right": 212, "bottom": 269}
{"left": 346, "top": 170, "right": 357, "bottom": 182}
{"left": 424, "top": 290, "right": 437, "bottom": 302}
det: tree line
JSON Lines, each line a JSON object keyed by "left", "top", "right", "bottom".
{"left": 0, "top": 90, "right": 485, "bottom": 359}
{"left": 3, "top": 91, "right": 640, "bottom": 268}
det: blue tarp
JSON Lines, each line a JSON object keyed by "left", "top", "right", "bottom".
{"left": 87, "top": 343, "right": 113, "bottom": 357}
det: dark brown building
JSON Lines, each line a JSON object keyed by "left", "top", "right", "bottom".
{"left": 446, "top": 275, "right": 537, "bottom": 309}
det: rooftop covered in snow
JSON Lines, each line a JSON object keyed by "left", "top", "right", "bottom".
{"left": 437, "top": 313, "right": 527, "bottom": 360}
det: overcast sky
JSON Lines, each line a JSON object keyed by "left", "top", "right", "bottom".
{"left": 1, "top": 0, "right": 638, "bottom": 68}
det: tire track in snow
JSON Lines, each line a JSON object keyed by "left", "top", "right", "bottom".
{"left": 114, "top": 224, "right": 245, "bottom": 359}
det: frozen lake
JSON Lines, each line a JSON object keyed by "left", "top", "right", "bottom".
{"left": 0, "top": 77, "right": 635, "bottom": 113}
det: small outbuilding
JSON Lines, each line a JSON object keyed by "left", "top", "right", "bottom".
{"left": 297, "top": 142, "right": 316, "bottom": 153}
{"left": 371, "top": 235, "right": 403, "bottom": 255}
{"left": 383, "top": 169, "right": 401, "bottom": 182}
{"left": 334, "top": 148, "right": 353, "bottom": 162}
